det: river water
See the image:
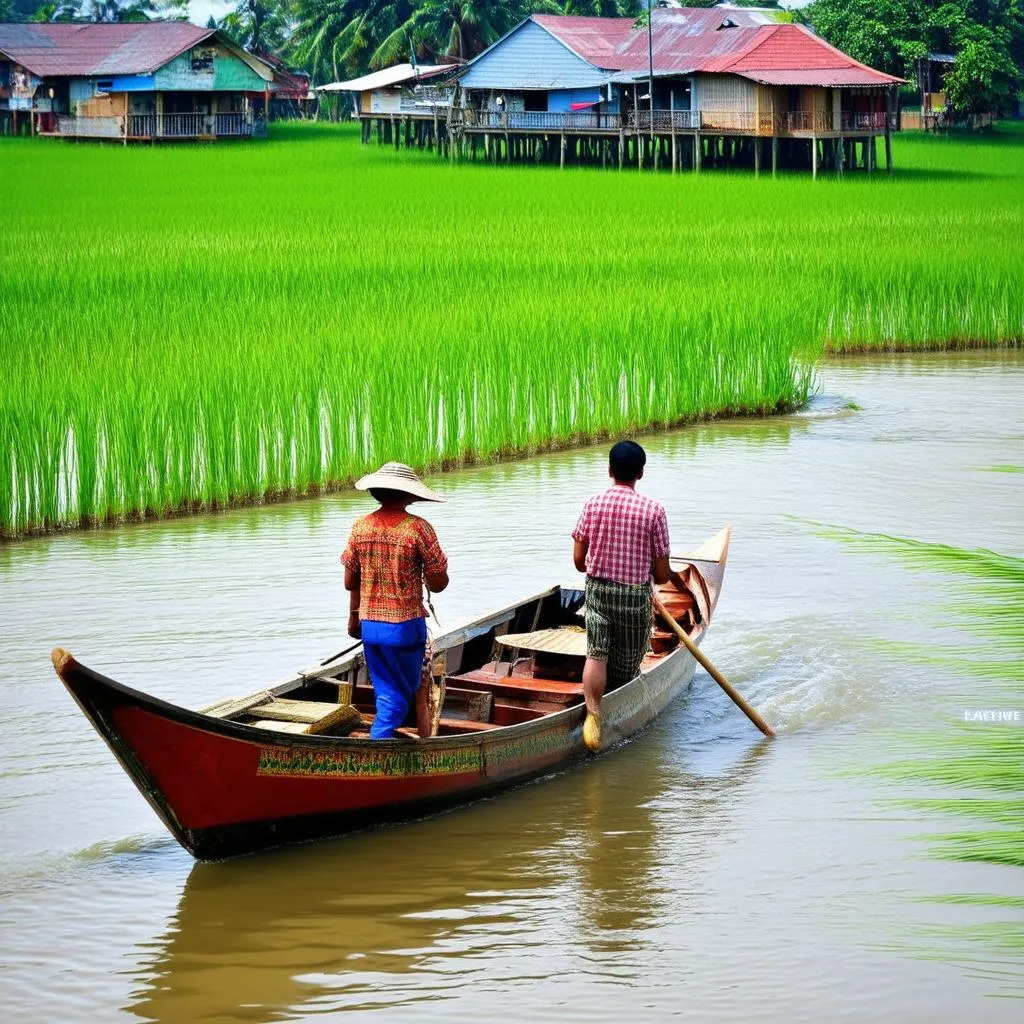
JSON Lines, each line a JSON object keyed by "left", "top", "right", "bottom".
{"left": 1, "top": 352, "right": 1021, "bottom": 1022}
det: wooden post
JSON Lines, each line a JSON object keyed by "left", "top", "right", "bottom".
{"left": 811, "top": 135, "right": 817, "bottom": 179}
{"left": 884, "top": 88, "right": 894, "bottom": 174}
{"left": 837, "top": 135, "right": 845, "bottom": 175}
{"left": 560, "top": 132, "right": 566, "bottom": 169}
{"left": 618, "top": 128, "right": 624, "bottom": 169}
{"left": 123, "top": 91, "right": 128, "bottom": 145}
{"left": 771, "top": 134, "right": 778, "bottom": 177}
{"left": 264, "top": 87, "right": 270, "bottom": 132}
{"left": 694, "top": 133, "right": 701, "bottom": 172}
{"left": 754, "top": 137, "right": 760, "bottom": 176}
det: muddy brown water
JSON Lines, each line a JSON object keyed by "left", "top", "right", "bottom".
{"left": 1, "top": 352, "right": 1022, "bottom": 1022}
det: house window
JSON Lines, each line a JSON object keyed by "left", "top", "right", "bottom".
{"left": 524, "top": 91, "right": 547, "bottom": 112}
{"left": 96, "top": 80, "right": 114, "bottom": 93}
{"left": 191, "top": 47, "right": 216, "bottom": 72}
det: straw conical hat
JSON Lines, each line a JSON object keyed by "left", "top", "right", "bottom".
{"left": 354, "top": 462, "right": 446, "bottom": 503}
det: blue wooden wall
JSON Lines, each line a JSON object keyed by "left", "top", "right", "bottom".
{"left": 460, "top": 19, "right": 608, "bottom": 91}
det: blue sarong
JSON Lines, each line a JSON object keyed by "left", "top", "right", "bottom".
{"left": 362, "top": 617, "right": 428, "bottom": 740}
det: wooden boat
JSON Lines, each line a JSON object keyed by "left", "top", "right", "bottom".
{"left": 51, "top": 527, "right": 730, "bottom": 860}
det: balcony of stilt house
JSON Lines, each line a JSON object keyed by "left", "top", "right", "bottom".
{"left": 360, "top": 97, "right": 897, "bottom": 176}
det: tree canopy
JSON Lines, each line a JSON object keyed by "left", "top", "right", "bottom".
{"left": 806, "top": 0, "right": 1024, "bottom": 113}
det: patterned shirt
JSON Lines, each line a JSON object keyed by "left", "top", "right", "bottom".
{"left": 341, "top": 510, "right": 447, "bottom": 623}
{"left": 572, "top": 484, "right": 670, "bottom": 586}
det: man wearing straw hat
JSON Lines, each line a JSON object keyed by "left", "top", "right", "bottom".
{"left": 342, "top": 462, "right": 449, "bottom": 740}
{"left": 572, "top": 440, "right": 686, "bottom": 752}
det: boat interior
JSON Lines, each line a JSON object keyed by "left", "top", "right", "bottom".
{"left": 199, "top": 564, "right": 715, "bottom": 742}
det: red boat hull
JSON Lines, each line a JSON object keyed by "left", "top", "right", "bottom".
{"left": 55, "top": 639, "right": 695, "bottom": 859}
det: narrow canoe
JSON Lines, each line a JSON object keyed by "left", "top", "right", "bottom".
{"left": 52, "top": 527, "right": 730, "bottom": 860}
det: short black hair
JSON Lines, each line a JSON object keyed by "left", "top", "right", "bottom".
{"left": 369, "top": 487, "right": 411, "bottom": 504}
{"left": 609, "top": 440, "right": 646, "bottom": 482}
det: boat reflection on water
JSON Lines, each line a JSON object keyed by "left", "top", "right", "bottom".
{"left": 128, "top": 737, "right": 770, "bottom": 1021}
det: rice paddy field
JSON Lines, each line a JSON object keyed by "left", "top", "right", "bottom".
{"left": 1, "top": 121, "right": 1022, "bottom": 537}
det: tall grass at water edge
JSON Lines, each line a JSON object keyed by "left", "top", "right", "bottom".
{"left": 1, "top": 122, "right": 1022, "bottom": 537}
{"left": 814, "top": 525, "right": 1024, "bottom": 993}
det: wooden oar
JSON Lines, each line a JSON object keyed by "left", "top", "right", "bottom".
{"left": 653, "top": 594, "right": 775, "bottom": 739}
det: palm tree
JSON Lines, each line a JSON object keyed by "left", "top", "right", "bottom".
{"left": 371, "top": 1, "right": 527, "bottom": 66}
{"left": 220, "top": 0, "right": 292, "bottom": 55}
{"left": 288, "top": 1, "right": 412, "bottom": 81}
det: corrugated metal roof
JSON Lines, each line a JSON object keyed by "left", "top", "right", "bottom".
{"left": 0, "top": 22, "right": 217, "bottom": 77}
{"left": 462, "top": 10, "right": 902, "bottom": 90}
{"left": 702, "top": 24, "right": 903, "bottom": 86}
{"left": 316, "top": 63, "right": 457, "bottom": 93}
{"left": 531, "top": 14, "right": 636, "bottom": 68}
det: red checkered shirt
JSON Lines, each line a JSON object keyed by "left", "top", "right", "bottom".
{"left": 572, "top": 484, "right": 671, "bottom": 585}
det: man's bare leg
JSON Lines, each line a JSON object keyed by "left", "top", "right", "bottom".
{"left": 583, "top": 657, "right": 607, "bottom": 714}
{"left": 582, "top": 657, "right": 607, "bottom": 751}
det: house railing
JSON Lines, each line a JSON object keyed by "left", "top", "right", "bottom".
{"left": 630, "top": 109, "right": 701, "bottom": 131}
{"left": 700, "top": 109, "right": 757, "bottom": 132}
{"left": 55, "top": 115, "right": 124, "bottom": 139}
{"left": 839, "top": 111, "right": 890, "bottom": 130}
{"left": 447, "top": 107, "right": 896, "bottom": 135}
{"left": 455, "top": 109, "right": 625, "bottom": 131}
{"left": 56, "top": 112, "right": 259, "bottom": 140}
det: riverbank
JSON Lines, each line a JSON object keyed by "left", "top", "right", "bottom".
{"left": 1, "top": 122, "right": 1021, "bottom": 538}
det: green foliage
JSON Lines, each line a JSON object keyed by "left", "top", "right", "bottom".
{"left": 806, "top": 0, "right": 1024, "bottom": 114}
{"left": 219, "top": 0, "right": 292, "bottom": 54}
{"left": 1, "top": 122, "right": 1023, "bottom": 536}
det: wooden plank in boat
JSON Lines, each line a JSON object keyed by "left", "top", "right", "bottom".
{"left": 448, "top": 669, "right": 583, "bottom": 704}
{"left": 200, "top": 691, "right": 275, "bottom": 719}
{"left": 254, "top": 699, "right": 360, "bottom": 728}
{"left": 442, "top": 685, "right": 494, "bottom": 722}
{"left": 251, "top": 719, "right": 311, "bottom": 734}
{"left": 494, "top": 629, "right": 587, "bottom": 658}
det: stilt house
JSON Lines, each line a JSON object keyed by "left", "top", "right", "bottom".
{"left": 0, "top": 21, "right": 275, "bottom": 141}
{"left": 317, "top": 62, "right": 457, "bottom": 148}
{"left": 360, "top": 7, "right": 904, "bottom": 175}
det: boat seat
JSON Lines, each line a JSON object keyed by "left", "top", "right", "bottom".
{"left": 446, "top": 668, "right": 583, "bottom": 706}
{"left": 493, "top": 628, "right": 587, "bottom": 658}
{"left": 201, "top": 694, "right": 361, "bottom": 736}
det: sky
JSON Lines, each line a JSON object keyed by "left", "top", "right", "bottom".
{"left": 187, "top": 0, "right": 233, "bottom": 27}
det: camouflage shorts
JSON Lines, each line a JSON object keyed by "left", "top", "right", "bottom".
{"left": 584, "top": 577, "right": 652, "bottom": 689}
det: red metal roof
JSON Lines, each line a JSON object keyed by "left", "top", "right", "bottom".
{"left": 700, "top": 24, "right": 902, "bottom": 86}
{"left": 531, "top": 10, "right": 902, "bottom": 87}
{"left": 531, "top": 15, "right": 636, "bottom": 68}
{"left": 0, "top": 22, "right": 214, "bottom": 77}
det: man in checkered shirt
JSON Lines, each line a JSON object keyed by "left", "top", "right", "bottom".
{"left": 572, "top": 440, "right": 686, "bottom": 752}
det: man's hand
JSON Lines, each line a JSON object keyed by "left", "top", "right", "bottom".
{"left": 347, "top": 611, "right": 362, "bottom": 640}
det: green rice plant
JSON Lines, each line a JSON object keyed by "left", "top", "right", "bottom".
{"left": 0, "top": 121, "right": 1022, "bottom": 536}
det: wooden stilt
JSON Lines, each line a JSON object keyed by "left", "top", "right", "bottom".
{"left": 884, "top": 89, "right": 894, "bottom": 174}
{"left": 694, "top": 133, "right": 701, "bottom": 172}
{"left": 754, "top": 137, "right": 760, "bottom": 176}
{"left": 618, "top": 128, "right": 624, "bottom": 169}
{"left": 811, "top": 135, "right": 817, "bottom": 179}
{"left": 771, "top": 134, "right": 778, "bottom": 177}
{"left": 560, "top": 132, "right": 566, "bottom": 169}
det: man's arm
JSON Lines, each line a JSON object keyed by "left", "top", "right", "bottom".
{"left": 343, "top": 563, "right": 361, "bottom": 638}
{"left": 651, "top": 555, "right": 687, "bottom": 592}
{"left": 650, "top": 506, "right": 685, "bottom": 589}
{"left": 573, "top": 539, "right": 588, "bottom": 574}
{"left": 421, "top": 524, "right": 449, "bottom": 593}
{"left": 425, "top": 566, "right": 449, "bottom": 593}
